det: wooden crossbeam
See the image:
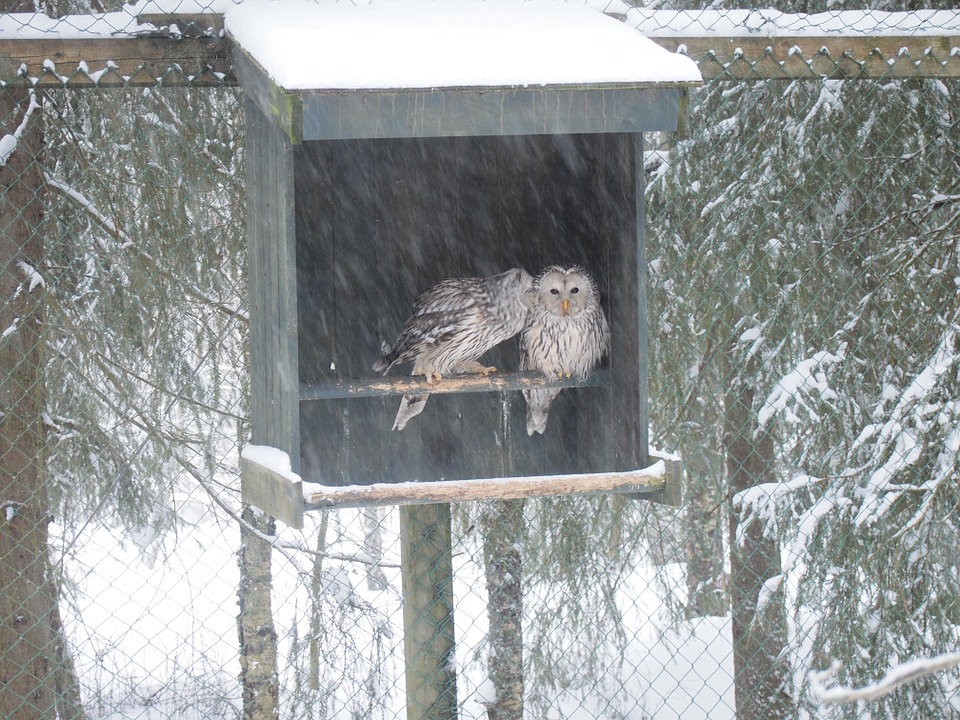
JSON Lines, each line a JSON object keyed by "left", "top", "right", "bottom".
{"left": 0, "top": 35, "right": 233, "bottom": 88}
{"left": 653, "top": 35, "right": 960, "bottom": 80}
{"left": 0, "top": 12, "right": 957, "bottom": 87}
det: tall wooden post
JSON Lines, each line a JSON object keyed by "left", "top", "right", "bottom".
{"left": 400, "top": 504, "right": 457, "bottom": 720}
{"left": 0, "top": 52, "right": 56, "bottom": 720}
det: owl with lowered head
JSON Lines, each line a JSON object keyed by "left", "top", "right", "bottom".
{"left": 374, "top": 267, "right": 535, "bottom": 431}
{"left": 520, "top": 264, "right": 610, "bottom": 436}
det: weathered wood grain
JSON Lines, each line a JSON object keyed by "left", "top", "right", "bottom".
{"left": 0, "top": 36, "right": 233, "bottom": 87}
{"left": 654, "top": 35, "right": 960, "bottom": 80}
{"left": 239, "top": 454, "right": 304, "bottom": 529}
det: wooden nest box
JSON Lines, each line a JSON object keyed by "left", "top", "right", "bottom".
{"left": 228, "top": 0, "right": 700, "bottom": 523}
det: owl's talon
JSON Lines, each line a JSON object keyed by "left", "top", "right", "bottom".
{"left": 480, "top": 366, "right": 497, "bottom": 376}
{"left": 427, "top": 372, "right": 443, "bottom": 385}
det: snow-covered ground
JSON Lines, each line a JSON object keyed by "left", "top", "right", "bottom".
{"left": 59, "top": 505, "right": 734, "bottom": 719}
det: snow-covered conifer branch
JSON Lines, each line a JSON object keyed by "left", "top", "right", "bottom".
{"left": 44, "top": 172, "right": 248, "bottom": 322}
{"left": 809, "top": 652, "right": 960, "bottom": 704}
{"left": 0, "top": 91, "right": 39, "bottom": 167}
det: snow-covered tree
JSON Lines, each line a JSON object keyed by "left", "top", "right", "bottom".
{"left": 647, "top": 15, "right": 960, "bottom": 718}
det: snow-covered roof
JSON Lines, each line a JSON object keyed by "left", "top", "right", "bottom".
{"left": 224, "top": 0, "right": 702, "bottom": 91}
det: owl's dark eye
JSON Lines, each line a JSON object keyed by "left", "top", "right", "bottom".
{"left": 550, "top": 288, "right": 560, "bottom": 295}
{"left": 570, "top": 287, "right": 579, "bottom": 294}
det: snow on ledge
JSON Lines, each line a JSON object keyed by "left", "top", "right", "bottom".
{"left": 224, "top": 0, "right": 702, "bottom": 91}
{"left": 240, "top": 444, "right": 301, "bottom": 485}
{"left": 301, "top": 461, "right": 668, "bottom": 505}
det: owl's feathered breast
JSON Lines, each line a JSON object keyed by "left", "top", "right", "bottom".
{"left": 521, "top": 304, "right": 608, "bottom": 379}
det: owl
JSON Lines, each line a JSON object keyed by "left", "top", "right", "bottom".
{"left": 520, "top": 265, "right": 610, "bottom": 436}
{"left": 374, "top": 268, "right": 535, "bottom": 431}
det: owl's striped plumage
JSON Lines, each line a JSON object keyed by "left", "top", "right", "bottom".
{"left": 520, "top": 265, "right": 610, "bottom": 436}
{"left": 374, "top": 268, "right": 535, "bottom": 431}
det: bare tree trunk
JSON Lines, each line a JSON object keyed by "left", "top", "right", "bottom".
{"left": 482, "top": 499, "right": 525, "bottom": 720}
{"left": 684, "top": 452, "right": 728, "bottom": 618}
{"left": 725, "top": 351, "right": 791, "bottom": 719}
{"left": 237, "top": 506, "right": 279, "bottom": 720}
{"left": 0, "top": 58, "right": 60, "bottom": 719}
{"left": 49, "top": 590, "right": 84, "bottom": 720}
{"left": 309, "top": 510, "right": 329, "bottom": 692}
{"left": 363, "top": 505, "right": 388, "bottom": 591}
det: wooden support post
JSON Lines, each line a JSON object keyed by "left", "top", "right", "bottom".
{"left": 400, "top": 504, "right": 457, "bottom": 720}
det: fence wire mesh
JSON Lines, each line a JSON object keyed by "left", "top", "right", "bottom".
{"left": 0, "top": 2, "right": 959, "bottom": 720}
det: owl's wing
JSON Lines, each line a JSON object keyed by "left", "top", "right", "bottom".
{"left": 385, "top": 280, "right": 485, "bottom": 364}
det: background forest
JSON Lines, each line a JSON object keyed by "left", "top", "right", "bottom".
{"left": 0, "top": 0, "right": 958, "bottom": 719}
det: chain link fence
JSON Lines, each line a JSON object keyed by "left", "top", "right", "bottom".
{"left": 1, "top": 1, "right": 958, "bottom": 719}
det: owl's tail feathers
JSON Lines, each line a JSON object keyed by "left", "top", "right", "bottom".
{"left": 523, "top": 388, "right": 559, "bottom": 436}
{"left": 392, "top": 394, "right": 428, "bottom": 431}
{"left": 526, "top": 405, "right": 549, "bottom": 436}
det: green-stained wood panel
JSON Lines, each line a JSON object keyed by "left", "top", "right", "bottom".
{"left": 299, "top": 86, "right": 683, "bottom": 140}
{"left": 246, "top": 96, "right": 300, "bottom": 469}
{"left": 231, "top": 40, "right": 686, "bottom": 143}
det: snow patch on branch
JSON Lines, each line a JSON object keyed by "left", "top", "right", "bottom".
{"left": 16, "top": 261, "right": 45, "bottom": 292}
{"left": 44, "top": 173, "right": 129, "bottom": 246}
{"left": 733, "top": 473, "right": 827, "bottom": 548}
{"left": 759, "top": 349, "right": 844, "bottom": 427}
{"left": 1, "top": 500, "right": 23, "bottom": 522}
{"left": 853, "top": 328, "right": 959, "bottom": 527}
{"left": 2, "top": 318, "right": 18, "bottom": 339}
{"left": 810, "top": 652, "right": 960, "bottom": 705}
{"left": 0, "top": 91, "right": 39, "bottom": 167}
{"left": 782, "top": 482, "right": 851, "bottom": 575}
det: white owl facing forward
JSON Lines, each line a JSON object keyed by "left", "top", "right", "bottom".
{"left": 520, "top": 265, "right": 610, "bottom": 435}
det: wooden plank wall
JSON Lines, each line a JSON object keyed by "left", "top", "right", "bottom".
{"left": 294, "top": 134, "right": 645, "bottom": 486}
{"left": 246, "top": 97, "right": 301, "bottom": 468}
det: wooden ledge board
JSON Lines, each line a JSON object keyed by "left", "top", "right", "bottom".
{"left": 240, "top": 453, "right": 681, "bottom": 526}
{"left": 303, "top": 463, "right": 671, "bottom": 510}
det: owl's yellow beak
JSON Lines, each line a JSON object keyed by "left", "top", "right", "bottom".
{"left": 560, "top": 298, "right": 570, "bottom": 314}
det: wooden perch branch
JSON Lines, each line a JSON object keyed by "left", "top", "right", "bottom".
{"left": 299, "top": 369, "right": 607, "bottom": 400}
